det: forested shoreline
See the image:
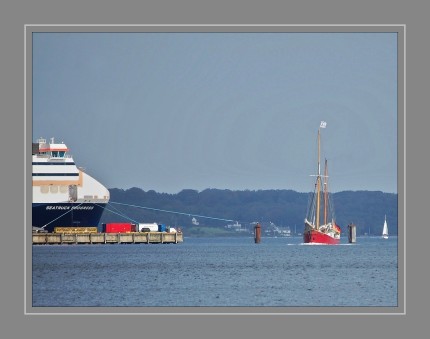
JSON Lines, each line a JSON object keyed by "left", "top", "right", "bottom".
{"left": 101, "top": 187, "right": 398, "bottom": 236}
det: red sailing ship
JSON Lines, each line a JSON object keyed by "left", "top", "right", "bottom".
{"left": 303, "top": 121, "right": 341, "bottom": 244}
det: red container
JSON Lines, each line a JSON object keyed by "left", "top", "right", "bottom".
{"left": 102, "top": 223, "right": 134, "bottom": 233}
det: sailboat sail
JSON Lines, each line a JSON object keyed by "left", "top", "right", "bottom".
{"left": 382, "top": 215, "right": 388, "bottom": 239}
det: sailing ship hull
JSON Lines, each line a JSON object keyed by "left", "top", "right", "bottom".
{"left": 303, "top": 229, "right": 340, "bottom": 245}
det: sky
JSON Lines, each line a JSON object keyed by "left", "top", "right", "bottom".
{"left": 32, "top": 31, "right": 398, "bottom": 194}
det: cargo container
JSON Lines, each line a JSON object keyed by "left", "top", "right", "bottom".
{"left": 158, "top": 224, "right": 167, "bottom": 232}
{"left": 102, "top": 223, "right": 136, "bottom": 233}
{"left": 138, "top": 223, "right": 158, "bottom": 232}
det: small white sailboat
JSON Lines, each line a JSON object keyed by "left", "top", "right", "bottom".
{"left": 382, "top": 215, "right": 389, "bottom": 239}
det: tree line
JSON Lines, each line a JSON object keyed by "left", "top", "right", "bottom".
{"left": 100, "top": 187, "right": 398, "bottom": 236}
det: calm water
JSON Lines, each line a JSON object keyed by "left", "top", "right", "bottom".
{"left": 32, "top": 236, "right": 398, "bottom": 307}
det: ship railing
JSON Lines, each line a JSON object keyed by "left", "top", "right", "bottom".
{"left": 34, "top": 153, "right": 72, "bottom": 159}
{"left": 49, "top": 154, "right": 72, "bottom": 159}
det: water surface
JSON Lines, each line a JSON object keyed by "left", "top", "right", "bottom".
{"left": 32, "top": 236, "right": 398, "bottom": 307}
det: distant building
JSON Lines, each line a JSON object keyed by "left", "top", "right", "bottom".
{"left": 225, "top": 221, "right": 249, "bottom": 233}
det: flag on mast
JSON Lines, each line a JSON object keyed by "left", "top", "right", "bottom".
{"left": 320, "top": 121, "right": 327, "bottom": 128}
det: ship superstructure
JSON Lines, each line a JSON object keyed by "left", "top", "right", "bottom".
{"left": 32, "top": 137, "right": 109, "bottom": 232}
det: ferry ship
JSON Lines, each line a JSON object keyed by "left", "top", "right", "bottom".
{"left": 32, "top": 137, "right": 109, "bottom": 233}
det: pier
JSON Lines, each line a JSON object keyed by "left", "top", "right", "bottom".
{"left": 32, "top": 232, "right": 183, "bottom": 245}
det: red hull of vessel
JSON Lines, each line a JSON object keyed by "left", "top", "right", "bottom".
{"left": 303, "top": 230, "right": 340, "bottom": 245}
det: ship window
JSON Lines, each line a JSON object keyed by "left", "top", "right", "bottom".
{"left": 40, "top": 186, "right": 49, "bottom": 194}
{"left": 58, "top": 151, "right": 65, "bottom": 157}
{"left": 50, "top": 185, "right": 58, "bottom": 193}
{"left": 60, "top": 185, "right": 68, "bottom": 193}
{"left": 51, "top": 151, "right": 58, "bottom": 157}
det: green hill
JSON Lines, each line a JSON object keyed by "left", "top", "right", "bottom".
{"left": 100, "top": 188, "right": 398, "bottom": 236}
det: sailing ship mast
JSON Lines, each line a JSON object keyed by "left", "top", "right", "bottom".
{"left": 315, "top": 121, "right": 328, "bottom": 229}
{"left": 316, "top": 128, "right": 321, "bottom": 229}
{"left": 324, "top": 159, "right": 328, "bottom": 226}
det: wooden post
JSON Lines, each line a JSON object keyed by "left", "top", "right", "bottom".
{"left": 254, "top": 223, "right": 261, "bottom": 244}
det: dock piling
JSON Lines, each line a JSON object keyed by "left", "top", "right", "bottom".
{"left": 348, "top": 223, "right": 356, "bottom": 243}
{"left": 254, "top": 223, "right": 261, "bottom": 244}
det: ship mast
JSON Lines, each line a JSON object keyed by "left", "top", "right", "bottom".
{"left": 315, "top": 121, "right": 327, "bottom": 229}
{"left": 324, "top": 158, "right": 328, "bottom": 226}
{"left": 316, "top": 128, "right": 321, "bottom": 229}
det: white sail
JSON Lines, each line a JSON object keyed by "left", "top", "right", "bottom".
{"left": 382, "top": 215, "right": 388, "bottom": 239}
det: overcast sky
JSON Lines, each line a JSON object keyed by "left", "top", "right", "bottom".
{"left": 32, "top": 32, "right": 398, "bottom": 194}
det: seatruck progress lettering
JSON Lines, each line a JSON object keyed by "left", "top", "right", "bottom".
{"left": 45, "top": 206, "right": 94, "bottom": 210}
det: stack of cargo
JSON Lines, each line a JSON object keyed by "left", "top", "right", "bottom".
{"left": 100, "top": 222, "right": 180, "bottom": 234}
{"left": 54, "top": 227, "right": 98, "bottom": 234}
